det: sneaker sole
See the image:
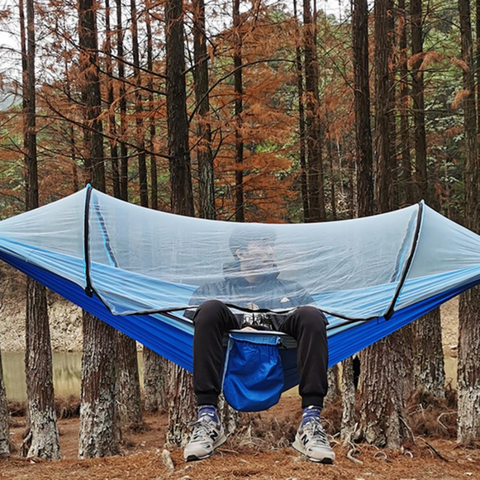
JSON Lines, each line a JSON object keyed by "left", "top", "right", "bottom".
{"left": 185, "top": 433, "right": 227, "bottom": 462}
{"left": 292, "top": 439, "right": 335, "bottom": 464}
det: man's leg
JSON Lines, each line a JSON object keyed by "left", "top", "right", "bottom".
{"left": 279, "top": 306, "right": 335, "bottom": 464}
{"left": 279, "top": 306, "right": 329, "bottom": 408}
{"left": 192, "top": 299, "right": 240, "bottom": 406}
{"left": 185, "top": 300, "right": 239, "bottom": 461}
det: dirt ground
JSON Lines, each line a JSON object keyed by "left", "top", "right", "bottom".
{"left": 2, "top": 396, "right": 479, "bottom": 480}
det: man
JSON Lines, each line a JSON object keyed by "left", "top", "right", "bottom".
{"left": 184, "top": 228, "right": 334, "bottom": 464}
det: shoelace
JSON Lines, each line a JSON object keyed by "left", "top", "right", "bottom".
{"left": 189, "top": 416, "right": 215, "bottom": 442}
{"left": 303, "top": 419, "right": 329, "bottom": 446}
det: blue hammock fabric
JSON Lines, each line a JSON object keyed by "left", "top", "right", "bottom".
{"left": 1, "top": 186, "right": 480, "bottom": 411}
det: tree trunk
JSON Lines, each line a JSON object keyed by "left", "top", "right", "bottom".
{"left": 144, "top": 347, "right": 166, "bottom": 412}
{"left": 165, "top": 362, "right": 195, "bottom": 446}
{"left": 22, "top": 0, "right": 60, "bottom": 460}
{"left": 411, "top": 0, "right": 445, "bottom": 399}
{"left": 130, "top": 0, "right": 149, "bottom": 208}
{"left": 303, "top": 0, "right": 325, "bottom": 222}
{"left": 324, "top": 365, "right": 339, "bottom": 405}
{"left": 166, "top": 0, "right": 194, "bottom": 216}
{"left": 165, "top": 0, "right": 196, "bottom": 445}
{"left": 293, "top": 0, "right": 310, "bottom": 222}
{"left": 0, "top": 343, "right": 8, "bottom": 457}
{"left": 341, "top": 357, "right": 356, "bottom": 444}
{"left": 398, "top": 0, "right": 412, "bottom": 207}
{"left": 115, "top": 0, "right": 129, "bottom": 201}
{"left": 342, "top": 0, "right": 374, "bottom": 443}
{"left": 397, "top": 0, "right": 415, "bottom": 400}
{"left": 78, "top": 0, "right": 118, "bottom": 458}
{"left": 193, "top": 0, "right": 215, "bottom": 220}
{"left": 353, "top": 0, "right": 373, "bottom": 218}
{"left": 359, "top": 0, "right": 409, "bottom": 449}
{"left": 109, "top": 2, "right": 143, "bottom": 425}
{"left": 373, "top": 0, "right": 393, "bottom": 212}
{"left": 116, "top": 332, "right": 143, "bottom": 428}
{"left": 105, "top": 0, "right": 121, "bottom": 198}
{"left": 146, "top": 1, "right": 158, "bottom": 210}
{"left": 233, "top": 0, "right": 244, "bottom": 222}
{"left": 457, "top": 0, "right": 480, "bottom": 444}
{"left": 79, "top": 312, "right": 118, "bottom": 457}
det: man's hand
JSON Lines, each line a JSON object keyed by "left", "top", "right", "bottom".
{"left": 241, "top": 326, "right": 256, "bottom": 331}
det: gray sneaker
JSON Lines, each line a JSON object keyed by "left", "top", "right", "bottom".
{"left": 184, "top": 414, "right": 227, "bottom": 461}
{"left": 292, "top": 417, "right": 335, "bottom": 464}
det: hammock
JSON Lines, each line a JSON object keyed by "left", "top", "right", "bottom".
{"left": 1, "top": 186, "right": 479, "bottom": 411}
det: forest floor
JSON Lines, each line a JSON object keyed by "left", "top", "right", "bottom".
{"left": 1, "top": 395, "right": 480, "bottom": 480}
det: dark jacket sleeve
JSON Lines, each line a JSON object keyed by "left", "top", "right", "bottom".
{"left": 285, "top": 281, "right": 315, "bottom": 307}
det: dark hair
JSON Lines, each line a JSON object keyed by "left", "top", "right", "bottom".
{"left": 229, "top": 226, "right": 276, "bottom": 257}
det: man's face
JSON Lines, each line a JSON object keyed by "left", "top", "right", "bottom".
{"left": 236, "top": 241, "right": 275, "bottom": 275}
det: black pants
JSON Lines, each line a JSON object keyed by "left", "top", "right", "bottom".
{"left": 192, "top": 300, "right": 329, "bottom": 409}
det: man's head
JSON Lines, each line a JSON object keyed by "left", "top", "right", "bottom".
{"left": 229, "top": 227, "right": 277, "bottom": 282}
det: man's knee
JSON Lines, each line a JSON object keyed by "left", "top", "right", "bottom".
{"left": 295, "top": 306, "right": 328, "bottom": 331}
{"left": 193, "top": 299, "right": 229, "bottom": 327}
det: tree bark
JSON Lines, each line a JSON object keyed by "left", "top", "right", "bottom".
{"left": 166, "top": 0, "right": 194, "bottom": 217}
{"left": 116, "top": 332, "right": 143, "bottom": 428}
{"left": 373, "top": 0, "right": 394, "bottom": 212}
{"left": 193, "top": 0, "right": 215, "bottom": 220}
{"left": 303, "top": 0, "right": 325, "bottom": 222}
{"left": 0, "top": 343, "right": 9, "bottom": 457}
{"left": 293, "top": 0, "right": 310, "bottom": 222}
{"left": 78, "top": 0, "right": 118, "bottom": 458}
{"left": 146, "top": 1, "right": 158, "bottom": 210}
{"left": 166, "top": 362, "right": 195, "bottom": 446}
{"left": 130, "top": 0, "right": 149, "bottom": 208}
{"left": 457, "top": 0, "right": 480, "bottom": 444}
{"left": 353, "top": 0, "right": 373, "bottom": 218}
{"left": 115, "top": 0, "right": 129, "bottom": 201}
{"left": 410, "top": 0, "right": 445, "bottom": 399}
{"left": 165, "top": 0, "right": 196, "bottom": 445}
{"left": 143, "top": 346, "right": 166, "bottom": 412}
{"left": 23, "top": 0, "right": 61, "bottom": 460}
{"left": 79, "top": 311, "right": 118, "bottom": 457}
{"left": 233, "top": 0, "right": 244, "bottom": 222}
{"left": 398, "top": 0, "right": 412, "bottom": 206}
{"left": 105, "top": 0, "right": 121, "bottom": 198}
{"left": 341, "top": 357, "right": 356, "bottom": 444}
{"left": 324, "top": 365, "right": 339, "bottom": 405}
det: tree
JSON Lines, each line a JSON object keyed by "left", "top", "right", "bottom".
{"left": 410, "top": 0, "right": 445, "bottom": 399}
{"left": 342, "top": 0, "right": 373, "bottom": 443}
{"left": 104, "top": 0, "right": 121, "bottom": 198}
{"left": 352, "top": 0, "right": 373, "bottom": 220}
{"left": 293, "top": 0, "right": 310, "bottom": 222}
{"left": 233, "top": 0, "right": 244, "bottom": 222}
{"left": 457, "top": 0, "right": 480, "bottom": 444}
{"left": 142, "top": 0, "right": 166, "bottom": 415}
{"left": 165, "top": 0, "right": 195, "bottom": 445}
{"left": 398, "top": 0, "right": 412, "bottom": 206}
{"left": 78, "top": 0, "right": 118, "bottom": 458}
{"left": 303, "top": 0, "right": 325, "bottom": 222}
{"left": 115, "top": 0, "right": 129, "bottom": 201}
{"left": 359, "top": 0, "right": 409, "bottom": 449}
{"left": 193, "top": 0, "right": 215, "bottom": 220}
{"left": 130, "top": 0, "right": 149, "bottom": 207}
{"left": 22, "top": 0, "right": 61, "bottom": 460}
{"left": 110, "top": 0, "right": 143, "bottom": 430}
{"left": 146, "top": 1, "right": 159, "bottom": 210}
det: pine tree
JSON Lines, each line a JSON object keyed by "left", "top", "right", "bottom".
{"left": 78, "top": 0, "right": 118, "bottom": 458}
{"left": 22, "top": 0, "right": 61, "bottom": 460}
